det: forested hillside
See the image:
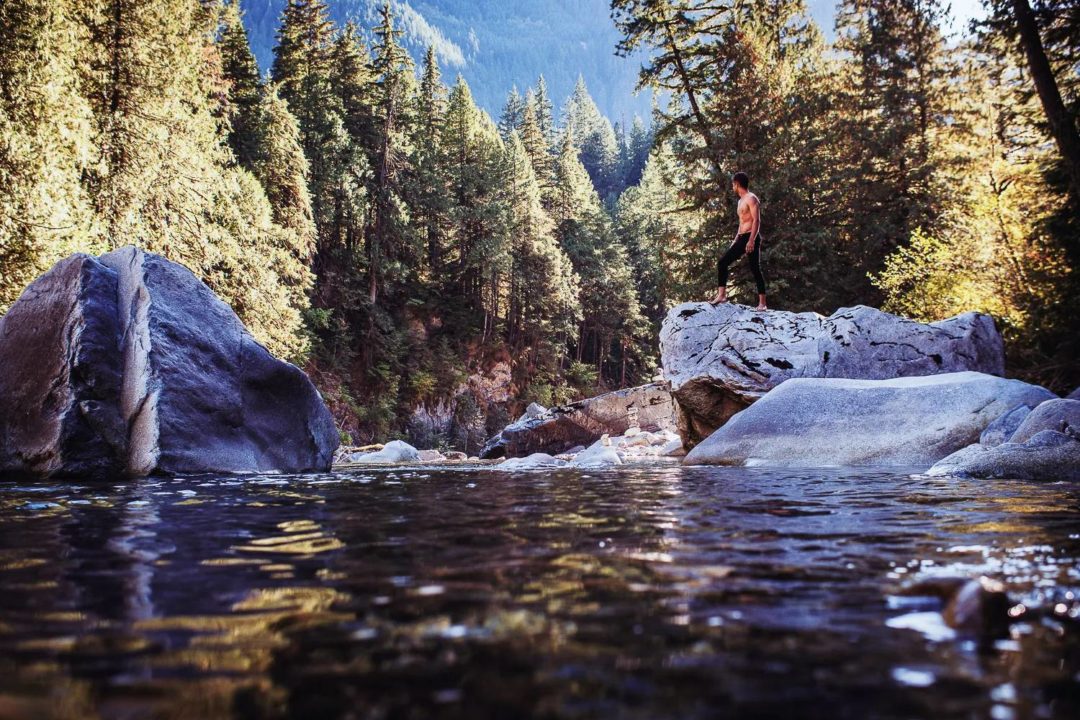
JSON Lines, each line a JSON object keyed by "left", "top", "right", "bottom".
{"left": 1, "top": 0, "right": 1076, "bottom": 450}
{"left": 238, "top": 0, "right": 655, "bottom": 121}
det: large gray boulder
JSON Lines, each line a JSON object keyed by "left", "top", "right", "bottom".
{"left": 928, "top": 431, "right": 1080, "bottom": 482}
{"left": 1067, "top": 387, "right": 1080, "bottom": 401}
{"left": 480, "top": 382, "right": 677, "bottom": 459}
{"left": 683, "top": 372, "right": 1054, "bottom": 468}
{"left": 0, "top": 247, "right": 338, "bottom": 479}
{"left": 660, "top": 302, "right": 1004, "bottom": 447}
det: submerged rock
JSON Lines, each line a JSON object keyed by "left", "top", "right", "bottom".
{"left": 0, "top": 247, "right": 338, "bottom": 479}
{"left": 660, "top": 302, "right": 1004, "bottom": 447}
{"left": 943, "top": 577, "right": 1011, "bottom": 641}
{"left": 347, "top": 440, "right": 421, "bottom": 464}
{"left": 480, "top": 382, "right": 677, "bottom": 459}
{"left": 683, "top": 372, "right": 1053, "bottom": 468}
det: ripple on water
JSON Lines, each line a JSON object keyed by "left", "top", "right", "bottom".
{"left": 0, "top": 465, "right": 1076, "bottom": 719}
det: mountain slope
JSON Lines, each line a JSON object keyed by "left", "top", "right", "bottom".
{"left": 240, "top": 0, "right": 652, "bottom": 122}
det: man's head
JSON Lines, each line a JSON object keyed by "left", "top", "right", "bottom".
{"left": 732, "top": 171, "right": 749, "bottom": 193}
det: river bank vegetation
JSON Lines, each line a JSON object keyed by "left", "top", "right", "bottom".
{"left": 0, "top": 0, "right": 1076, "bottom": 445}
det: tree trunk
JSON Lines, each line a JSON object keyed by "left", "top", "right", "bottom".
{"left": 1010, "top": 0, "right": 1080, "bottom": 212}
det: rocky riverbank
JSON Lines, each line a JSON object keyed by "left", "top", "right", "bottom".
{"left": 2, "top": 250, "right": 1074, "bottom": 481}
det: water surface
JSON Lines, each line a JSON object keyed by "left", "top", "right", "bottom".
{"left": 0, "top": 465, "right": 1078, "bottom": 719}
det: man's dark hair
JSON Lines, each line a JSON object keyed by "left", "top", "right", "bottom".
{"left": 732, "top": 171, "right": 749, "bottom": 189}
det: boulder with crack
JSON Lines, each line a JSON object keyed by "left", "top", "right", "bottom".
{"left": 479, "top": 382, "right": 677, "bottom": 459}
{"left": 660, "top": 302, "right": 1005, "bottom": 447}
{"left": 0, "top": 247, "right": 338, "bottom": 478}
{"left": 683, "top": 372, "right": 1053, "bottom": 468}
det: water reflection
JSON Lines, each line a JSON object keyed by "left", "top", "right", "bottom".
{"left": 0, "top": 466, "right": 1077, "bottom": 718}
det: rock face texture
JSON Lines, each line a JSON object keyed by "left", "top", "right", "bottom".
{"left": 0, "top": 247, "right": 338, "bottom": 479}
{"left": 979, "top": 405, "right": 1032, "bottom": 448}
{"left": 0, "top": 255, "right": 127, "bottom": 478}
{"left": 480, "top": 383, "right": 677, "bottom": 459}
{"left": 928, "top": 398, "right": 1080, "bottom": 481}
{"left": 683, "top": 372, "right": 1054, "bottom": 468}
{"left": 660, "top": 302, "right": 1005, "bottom": 446}
{"left": 1009, "top": 399, "right": 1080, "bottom": 445}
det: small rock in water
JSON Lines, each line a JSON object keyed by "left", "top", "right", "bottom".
{"left": 943, "top": 577, "right": 1011, "bottom": 641}
{"left": 347, "top": 440, "right": 420, "bottom": 464}
{"left": 570, "top": 439, "right": 623, "bottom": 468}
{"left": 494, "top": 453, "right": 567, "bottom": 471}
{"left": 418, "top": 449, "right": 446, "bottom": 462}
{"left": 443, "top": 451, "right": 467, "bottom": 461}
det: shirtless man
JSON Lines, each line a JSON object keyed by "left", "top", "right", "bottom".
{"left": 710, "top": 171, "right": 767, "bottom": 310}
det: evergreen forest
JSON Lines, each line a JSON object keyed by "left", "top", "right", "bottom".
{"left": 1, "top": 0, "right": 1077, "bottom": 449}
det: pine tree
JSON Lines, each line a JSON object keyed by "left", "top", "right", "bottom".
{"left": 218, "top": 0, "right": 262, "bottom": 168}
{"left": 533, "top": 75, "right": 556, "bottom": 148}
{"left": 616, "top": 141, "right": 704, "bottom": 332}
{"left": 366, "top": 1, "right": 417, "bottom": 307}
{"left": 498, "top": 85, "right": 526, "bottom": 141}
{"left": 551, "top": 130, "right": 646, "bottom": 384}
{"left": 504, "top": 131, "right": 581, "bottom": 365}
{"left": 623, "top": 115, "right": 652, "bottom": 186}
{"left": 519, "top": 97, "right": 554, "bottom": 203}
{"left": 441, "top": 77, "right": 508, "bottom": 324}
{"left": 412, "top": 46, "right": 450, "bottom": 276}
{"left": 0, "top": 0, "right": 98, "bottom": 311}
{"left": 832, "top": 0, "right": 952, "bottom": 300}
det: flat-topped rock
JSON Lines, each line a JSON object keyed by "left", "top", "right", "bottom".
{"left": 0, "top": 247, "right": 338, "bottom": 479}
{"left": 660, "top": 302, "right": 1004, "bottom": 447}
{"left": 683, "top": 372, "right": 1053, "bottom": 469}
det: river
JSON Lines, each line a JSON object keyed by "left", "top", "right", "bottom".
{"left": 0, "top": 464, "right": 1077, "bottom": 718}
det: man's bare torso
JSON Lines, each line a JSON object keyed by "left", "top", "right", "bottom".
{"left": 737, "top": 192, "right": 760, "bottom": 233}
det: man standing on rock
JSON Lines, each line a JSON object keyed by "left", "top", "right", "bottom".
{"left": 710, "top": 171, "right": 767, "bottom": 310}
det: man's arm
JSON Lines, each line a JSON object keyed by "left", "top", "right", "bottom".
{"left": 746, "top": 196, "right": 761, "bottom": 253}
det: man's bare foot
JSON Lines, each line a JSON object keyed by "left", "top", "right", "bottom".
{"left": 754, "top": 303, "right": 768, "bottom": 311}
{"left": 709, "top": 291, "right": 728, "bottom": 305}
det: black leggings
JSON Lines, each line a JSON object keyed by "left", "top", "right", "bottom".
{"left": 718, "top": 232, "right": 766, "bottom": 295}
